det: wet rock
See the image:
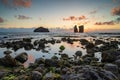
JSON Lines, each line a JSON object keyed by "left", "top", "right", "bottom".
{"left": 95, "top": 39, "right": 105, "bottom": 45}
{"left": 44, "top": 71, "right": 54, "bottom": 80}
{"left": 99, "top": 43, "right": 118, "bottom": 51}
{"left": 4, "top": 50, "right": 12, "bottom": 55}
{"left": 67, "top": 38, "right": 73, "bottom": 44}
{"left": 104, "top": 63, "right": 118, "bottom": 76}
{"left": 45, "top": 59, "right": 53, "bottom": 67}
{"left": 101, "top": 49, "right": 120, "bottom": 62}
{"left": 0, "top": 71, "right": 6, "bottom": 79}
{"left": 51, "top": 56, "right": 58, "bottom": 60}
{"left": 12, "top": 41, "right": 24, "bottom": 51}
{"left": 23, "top": 38, "right": 32, "bottom": 42}
{"left": 5, "top": 42, "right": 13, "bottom": 49}
{"left": 34, "top": 67, "right": 44, "bottom": 73}
{"left": 61, "top": 37, "right": 67, "bottom": 41}
{"left": 15, "top": 52, "right": 28, "bottom": 63}
{"left": 0, "top": 55, "right": 19, "bottom": 67}
{"left": 14, "top": 75, "right": 30, "bottom": 80}
{"left": 24, "top": 42, "right": 33, "bottom": 50}
{"left": 85, "top": 43, "right": 95, "bottom": 49}
{"left": 83, "top": 57, "right": 92, "bottom": 64}
{"left": 61, "top": 74, "right": 70, "bottom": 80}
{"left": 83, "top": 70, "right": 102, "bottom": 80}
{"left": 98, "top": 70, "right": 119, "bottom": 80}
{"left": 35, "top": 58, "right": 45, "bottom": 64}
{"left": 86, "top": 48, "right": 96, "bottom": 54}
{"left": 115, "top": 59, "right": 120, "bottom": 67}
{"left": 56, "top": 40, "right": 61, "bottom": 43}
{"left": 61, "top": 67, "right": 68, "bottom": 74}
{"left": 75, "top": 51, "right": 82, "bottom": 57}
{"left": 61, "top": 54, "right": 69, "bottom": 60}
{"left": 38, "top": 42, "right": 45, "bottom": 49}
{"left": 31, "top": 71, "right": 42, "bottom": 80}
{"left": 33, "top": 40, "right": 39, "bottom": 46}
{"left": 45, "top": 59, "right": 60, "bottom": 67}
{"left": 80, "top": 39, "right": 89, "bottom": 45}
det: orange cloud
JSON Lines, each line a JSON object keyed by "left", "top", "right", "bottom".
{"left": 13, "top": 0, "right": 31, "bottom": 8}
{"left": 1, "top": 0, "right": 32, "bottom": 8}
{"left": 95, "top": 21, "right": 115, "bottom": 25}
{"left": 0, "top": 17, "right": 4, "bottom": 23}
{"left": 78, "top": 15, "right": 86, "bottom": 20}
{"left": 63, "top": 15, "right": 86, "bottom": 21}
{"left": 112, "top": 6, "right": 120, "bottom": 16}
{"left": 15, "top": 15, "right": 31, "bottom": 20}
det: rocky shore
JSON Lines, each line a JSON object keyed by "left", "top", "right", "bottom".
{"left": 0, "top": 36, "right": 120, "bottom": 80}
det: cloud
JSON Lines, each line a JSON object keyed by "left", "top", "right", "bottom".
{"left": 78, "top": 16, "right": 86, "bottom": 20}
{"left": 13, "top": 0, "right": 31, "bottom": 8}
{"left": 112, "top": 6, "right": 120, "bottom": 16}
{"left": 95, "top": 21, "right": 115, "bottom": 25}
{"left": 0, "top": 17, "right": 4, "bottom": 23}
{"left": 90, "top": 10, "right": 97, "bottom": 14}
{"left": 63, "top": 15, "right": 86, "bottom": 21}
{"left": 15, "top": 15, "right": 31, "bottom": 20}
{"left": 1, "top": 0, "right": 32, "bottom": 8}
{"left": 115, "top": 17, "right": 120, "bottom": 23}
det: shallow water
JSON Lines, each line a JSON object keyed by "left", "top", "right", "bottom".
{"left": 0, "top": 32, "right": 120, "bottom": 67}
{"left": 0, "top": 40, "right": 88, "bottom": 67}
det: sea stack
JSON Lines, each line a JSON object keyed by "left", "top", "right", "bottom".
{"left": 74, "top": 25, "right": 78, "bottom": 33}
{"left": 74, "top": 25, "right": 84, "bottom": 33}
{"left": 79, "top": 25, "right": 84, "bottom": 33}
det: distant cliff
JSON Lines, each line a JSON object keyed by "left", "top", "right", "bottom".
{"left": 34, "top": 27, "right": 49, "bottom": 32}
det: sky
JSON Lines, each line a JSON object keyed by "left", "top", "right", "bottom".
{"left": 0, "top": 0, "right": 120, "bottom": 32}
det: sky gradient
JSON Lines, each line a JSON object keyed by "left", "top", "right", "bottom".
{"left": 0, "top": 0, "right": 120, "bottom": 32}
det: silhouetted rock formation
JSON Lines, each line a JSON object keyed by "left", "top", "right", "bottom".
{"left": 74, "top": 25, "right": 84, "bottom": 33}
{"left": 74, "top": 25, "right": 78, "bottom": 33}
{"left": 34, "top": 27, "right": 49, "bottom": 32}
{"left": 79, "top": 25, "right": 84, "bottom": 33}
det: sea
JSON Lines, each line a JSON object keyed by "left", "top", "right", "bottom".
{"left": 0, "top": 31, "right": 120, "bottom": 67}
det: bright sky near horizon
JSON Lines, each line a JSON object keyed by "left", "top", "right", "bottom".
{"left": 0, "top": 0, "right": 120, "bottom": 32}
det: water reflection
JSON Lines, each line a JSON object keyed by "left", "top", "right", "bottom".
{"left": 0, "top": 41, "right": 87, "bottom": 67}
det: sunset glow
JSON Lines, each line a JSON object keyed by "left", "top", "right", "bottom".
{"left": 0, "top": 0, "right": 120, "bottom": 32}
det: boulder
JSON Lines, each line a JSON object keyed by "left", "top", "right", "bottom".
{"left": 75, "top": 51, "right": 82, "bottom": 57}
{"left": 115, "top": 59, "right": 120, "bottom": 67}
{"left": 44, "top": 71, "right": 54, "bottom": 80}
{"left": 35, "top": 58, "right": 45, "bottom": 64}
{"left": 0, "top": 71, "right": 6, "bottom": 79}
{"left": 80, "top": 39, "right": 89, "bottom": 45}
{"left": 98, "top": 70, "right": 118, "bottom": 80}
{"left": 15, "top": 52, "right": 28, "bottom": 63}
{"left": 85, "top": 43, "right": 95, "bottom": 49}
{"left": 101, "top": 49, "right": 120, "bottom": 62}
{"left": 34, "top": 27, "right": 49, "bottom": 32}
{"left": 0, "top": 55, "right": 19, "bottom": 67}
{"left": 31, "top": 71, "right": 42, "bottom": 80}
{"left": 95, "top": 39, "right": 105, "bottom": 45}
{"left": 83, "top": 70, "right": 102, "bottom": 80}
{"left": 61, "top": 54, "right": 69, "bottom": 60}
{"left": 104, "top": 63, "right": 118, "bottom": 76}
{"left": 4, "top": 50, "right": 12, "bottom": 55}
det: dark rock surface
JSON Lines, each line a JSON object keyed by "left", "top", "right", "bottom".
{"left": 34, "top": 27, "right": 49, "bottom": 32}
{"left": 15, "top": 52, "right": 28, "bottom": 63}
